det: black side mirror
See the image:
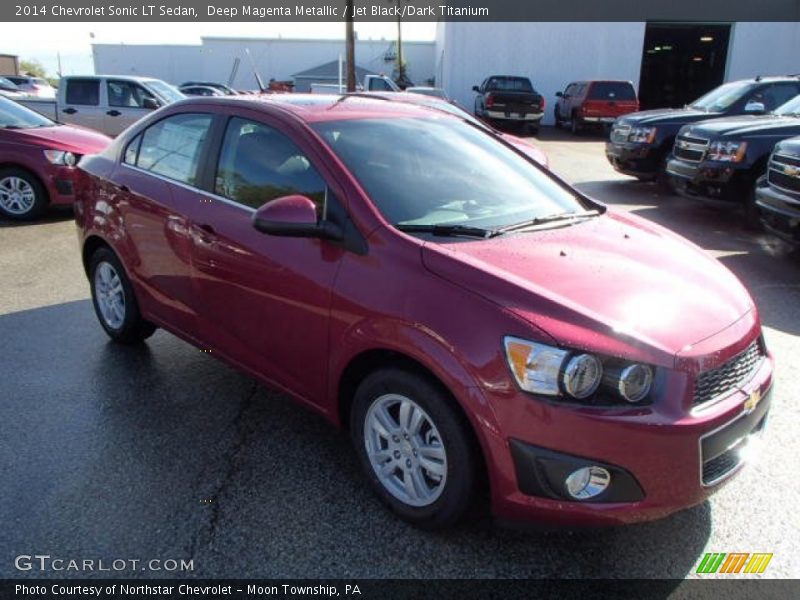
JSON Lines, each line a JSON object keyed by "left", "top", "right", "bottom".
{"left": 472, "top": 85, "right": 480, "bottom": 93}
{"left": 556, "top": 91, "right": 563, "bottom": 97}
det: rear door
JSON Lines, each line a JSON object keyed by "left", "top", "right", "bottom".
{"left": 60, "top": 78, "right": 105, "bottom": 132}
{"left": 113, "top": 112, "right": 215, "bottom": 334}
{"left": 105, "top": 79, "right": 159, "bottom": 136}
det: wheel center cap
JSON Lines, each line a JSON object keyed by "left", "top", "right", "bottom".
{"left": 400, "top": 441, "right": 414, "bottom": 456}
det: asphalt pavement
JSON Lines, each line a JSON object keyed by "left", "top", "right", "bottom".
{"left": 1, "top": 128, "right": 798, "bottom": 579}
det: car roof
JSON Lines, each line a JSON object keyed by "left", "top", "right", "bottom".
{"left": 173, "top": 93, "right": 452, "bottom": 124}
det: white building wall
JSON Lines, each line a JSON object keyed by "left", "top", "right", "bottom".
{"left": 92, "top": 44, "right": 206, "bottom": 82}
{"left": 726, "top": 22, "right": 800, "bottom": 80}
{"left": 438, "top": 22, "right": 646, "bottom": 125}
{"left": 93, "top": 38, "right": 436, "bottom": 90}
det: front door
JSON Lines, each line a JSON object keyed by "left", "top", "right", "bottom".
{"left": 184, "top": 114, "right": 345, "bottom": 405}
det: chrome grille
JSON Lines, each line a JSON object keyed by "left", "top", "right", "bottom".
{"left": 768, "top": 153, "right": 800, "bottom": 195}
{"left": 693, "top": 340, "right": 764, "bottom": 407}
{"left": 674, "top": 134, "right": 709, "bottom": 163}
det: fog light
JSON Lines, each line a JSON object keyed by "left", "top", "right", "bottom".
{"left": 565, "top": 466, "right": 611, "bottom": 500}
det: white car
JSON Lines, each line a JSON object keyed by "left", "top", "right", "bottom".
{"left": 3, "top": 75, "right": 56, "bottom": 99}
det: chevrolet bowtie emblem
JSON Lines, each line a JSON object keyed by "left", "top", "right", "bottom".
{"left": 744, "top": 389, "right": 762, "bottom": 414}
{"left": 784, "top": 166, "right": 799, "bottom": 178}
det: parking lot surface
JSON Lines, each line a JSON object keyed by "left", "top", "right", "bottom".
{"left": 1, "top": 128, "right": 798, "bottom": 579}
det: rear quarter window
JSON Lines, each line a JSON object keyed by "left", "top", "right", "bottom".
{"left": 588, "top": 82, "right": 637, "bottom": 101}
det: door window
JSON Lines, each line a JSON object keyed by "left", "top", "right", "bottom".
{"left": 752, "top": 84, "right": 800, "bottom": 112}
{"left": 107, "top": 80, "right": 157, "bottom": 108}
{"left": 214, "top": 117, "right": 327, "bottom": 213}
{"left": 132, "top": 113, "right": 212, "bottom": 186}
{"left": 65, "top": 79, "right": 99, "bottom": 106}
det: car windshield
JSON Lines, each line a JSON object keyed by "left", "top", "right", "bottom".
{"left": 0, "top": 96, "right": 54, "bottom": 128}
{"left": 312, "top": 117, "right": 584, "bottom": 230}
{"left": 690, "top": 81, "right": 754, "bottom": 112}
{"left": 486, "top": 77, "right": 533, "bottom": 93}
{"left": 145, "top": 80, "right": 185, "bottom": 104}
{"left": 773, "top": 95, "right": 800, "bottom": 117}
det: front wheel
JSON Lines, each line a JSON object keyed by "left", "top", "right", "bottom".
{"left": 0, "top": 168, "right": 48, "bottom": 221}
{"left": 89, "top": 247, "right": 156, "bottom": 344}
{"left": 350, "top": 368, "right": 477, "bottom": 529}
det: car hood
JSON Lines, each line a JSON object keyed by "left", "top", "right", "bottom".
{"left": 681, "top": 115, "right": 800, "bottom": 139}
{"left": 421, "top": 210, "right": 753, "bottom": 366}
{"left": 618, "top": 107, "right": 724, "bottom": 127}
{"left": 6, "top": 125, "right": 110, "bottom": 154}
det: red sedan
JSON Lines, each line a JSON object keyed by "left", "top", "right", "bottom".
{"left": 74, "top": 96, "right": 773, "bottom": 529}
{"left": 0, "top": 97, "right": 110, "bottom": 220}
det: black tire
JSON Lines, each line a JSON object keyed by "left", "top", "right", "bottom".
{"left": 570, "top": 112, "right": 582, "bottom": 135}
{"left": 742, "top": 182, "right": 763, "bottom": 231}
{"left": 525, "top": 123, "right": 540, "bottom": 136}
{"left": 350, "top": 367, "right": 477, "bottom": 529}
{"left": 0, "top": 167, "right": 48, "bottom": 221}
{"left": 89, "top": 247, "right": 156, "bottom": 344}
{"left": 554, "top": 107, "right": 562, "bottom": 128}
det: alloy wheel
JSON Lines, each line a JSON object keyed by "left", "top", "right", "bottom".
{"left": 0, "top": 176, "right": 36, "bottom": 215}
{"left": 94, "top": 261, "right": 126, "bottom": 330}
{"left": 364, "top": 393, "right": 448, "bottom": 507}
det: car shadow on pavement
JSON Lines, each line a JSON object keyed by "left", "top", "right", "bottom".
{"left": 0, "top": 299, "right": 712, "bottom": 580}
{"left": 0, "top": 206, "right": 73, "bottom": 228}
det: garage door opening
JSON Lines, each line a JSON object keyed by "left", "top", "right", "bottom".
{"left": 638, "top": 23, "right": 732, "bottom": 110}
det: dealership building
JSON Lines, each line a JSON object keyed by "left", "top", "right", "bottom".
{"left": 93, "top": 22, "right": 799, "bottom": 124}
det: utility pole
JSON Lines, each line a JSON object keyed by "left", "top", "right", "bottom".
{"left": 389, "top": 0, "right": 408, "bottom": 87}
{"left": 345, "top": 0, "right": 356, "bottom": 92}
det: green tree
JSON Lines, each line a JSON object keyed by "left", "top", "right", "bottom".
{"left": 20, "top": 59, "right": 46, "bottom": 78}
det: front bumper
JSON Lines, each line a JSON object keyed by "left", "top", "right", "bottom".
{"left": 755, "top": 181, "right": 800, "bottom": 246}
{"left": 605, "top": 141, "right": 661, "bottom": 178}
{"left": 478, "top": 341, "right": 774, "bottom": 527}
{"left": 487, "top": 110, "right": 543, "bottom": 122}
{"left": 666, "top": 157, "right": 745, "bottom": 203}
{"left": 43, "top": 164, "right": 78, "bottom": 206}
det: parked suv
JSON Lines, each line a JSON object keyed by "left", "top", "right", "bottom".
{"left": 666, "top": 94, "right": 800, "bottom": 218}
{"left": 555, "top": 80, "right": 638, "bottom": 134}
{"left": 756, "top": 136, "right": 800, "bottom": 245}
{"left": 606, "top": 77, "right": 800, "bottom": 182}
{"left": 74, "top": 95, "right": 772, "bottom": 529}
{"left": 473, "top": 76, "right": 545, "bottom": 133}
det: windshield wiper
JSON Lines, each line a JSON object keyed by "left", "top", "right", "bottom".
{"left": 495, "top": 209, "right": 601, "bottom": 234}
{"left": 396, "top": 223, "right": 500, "bottom": 238}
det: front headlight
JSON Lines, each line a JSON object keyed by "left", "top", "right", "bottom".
{"left": 706, "top": 140, "right": 747, "bottom": 162}
{"left": 628, "top": 126, "right": 657, "bottom": 144}
{"left": 503, "top": 336, "right": 654, "bottom": 404}
{"left": 43, "top": 150, "right": 78, "bottom": 166}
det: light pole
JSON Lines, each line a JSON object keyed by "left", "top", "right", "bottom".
{"left": 345, "top": 0, "right": 356, "bottom": 92}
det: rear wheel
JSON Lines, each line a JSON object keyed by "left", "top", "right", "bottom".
{"left": 0, "top": 168, "right": 48, "bottom": 221}
{"left": 89, "top": 247, "right": 156, "bottom": 344}
{"left": 554, "top": 107, "right": 563, "bottom": 128}
{"left": 350, "top": 368, "right": 477, "bottom": 529}
{"left": 570, "top": 112, "right": 582, "bottom": 135}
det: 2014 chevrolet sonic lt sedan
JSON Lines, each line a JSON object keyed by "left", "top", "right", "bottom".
{"left": 74, "top": 95, "right": 773, "bottom": 529}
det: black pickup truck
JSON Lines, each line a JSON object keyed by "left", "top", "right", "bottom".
{"left": 666, "top": 94, "right": 800, "bottom": 217}
{"left": 606, "top": 76, "right": 800, "bottom": 182}
{"left": 472, "top": 76, "right": 544, "bottom": 134}
{"left": 755, "top": 136, "right": 800, "bottom": 245}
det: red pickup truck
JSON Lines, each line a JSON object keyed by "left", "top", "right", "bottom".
{"left": 555, "top": 80, "right": 639, "bottom": 134}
